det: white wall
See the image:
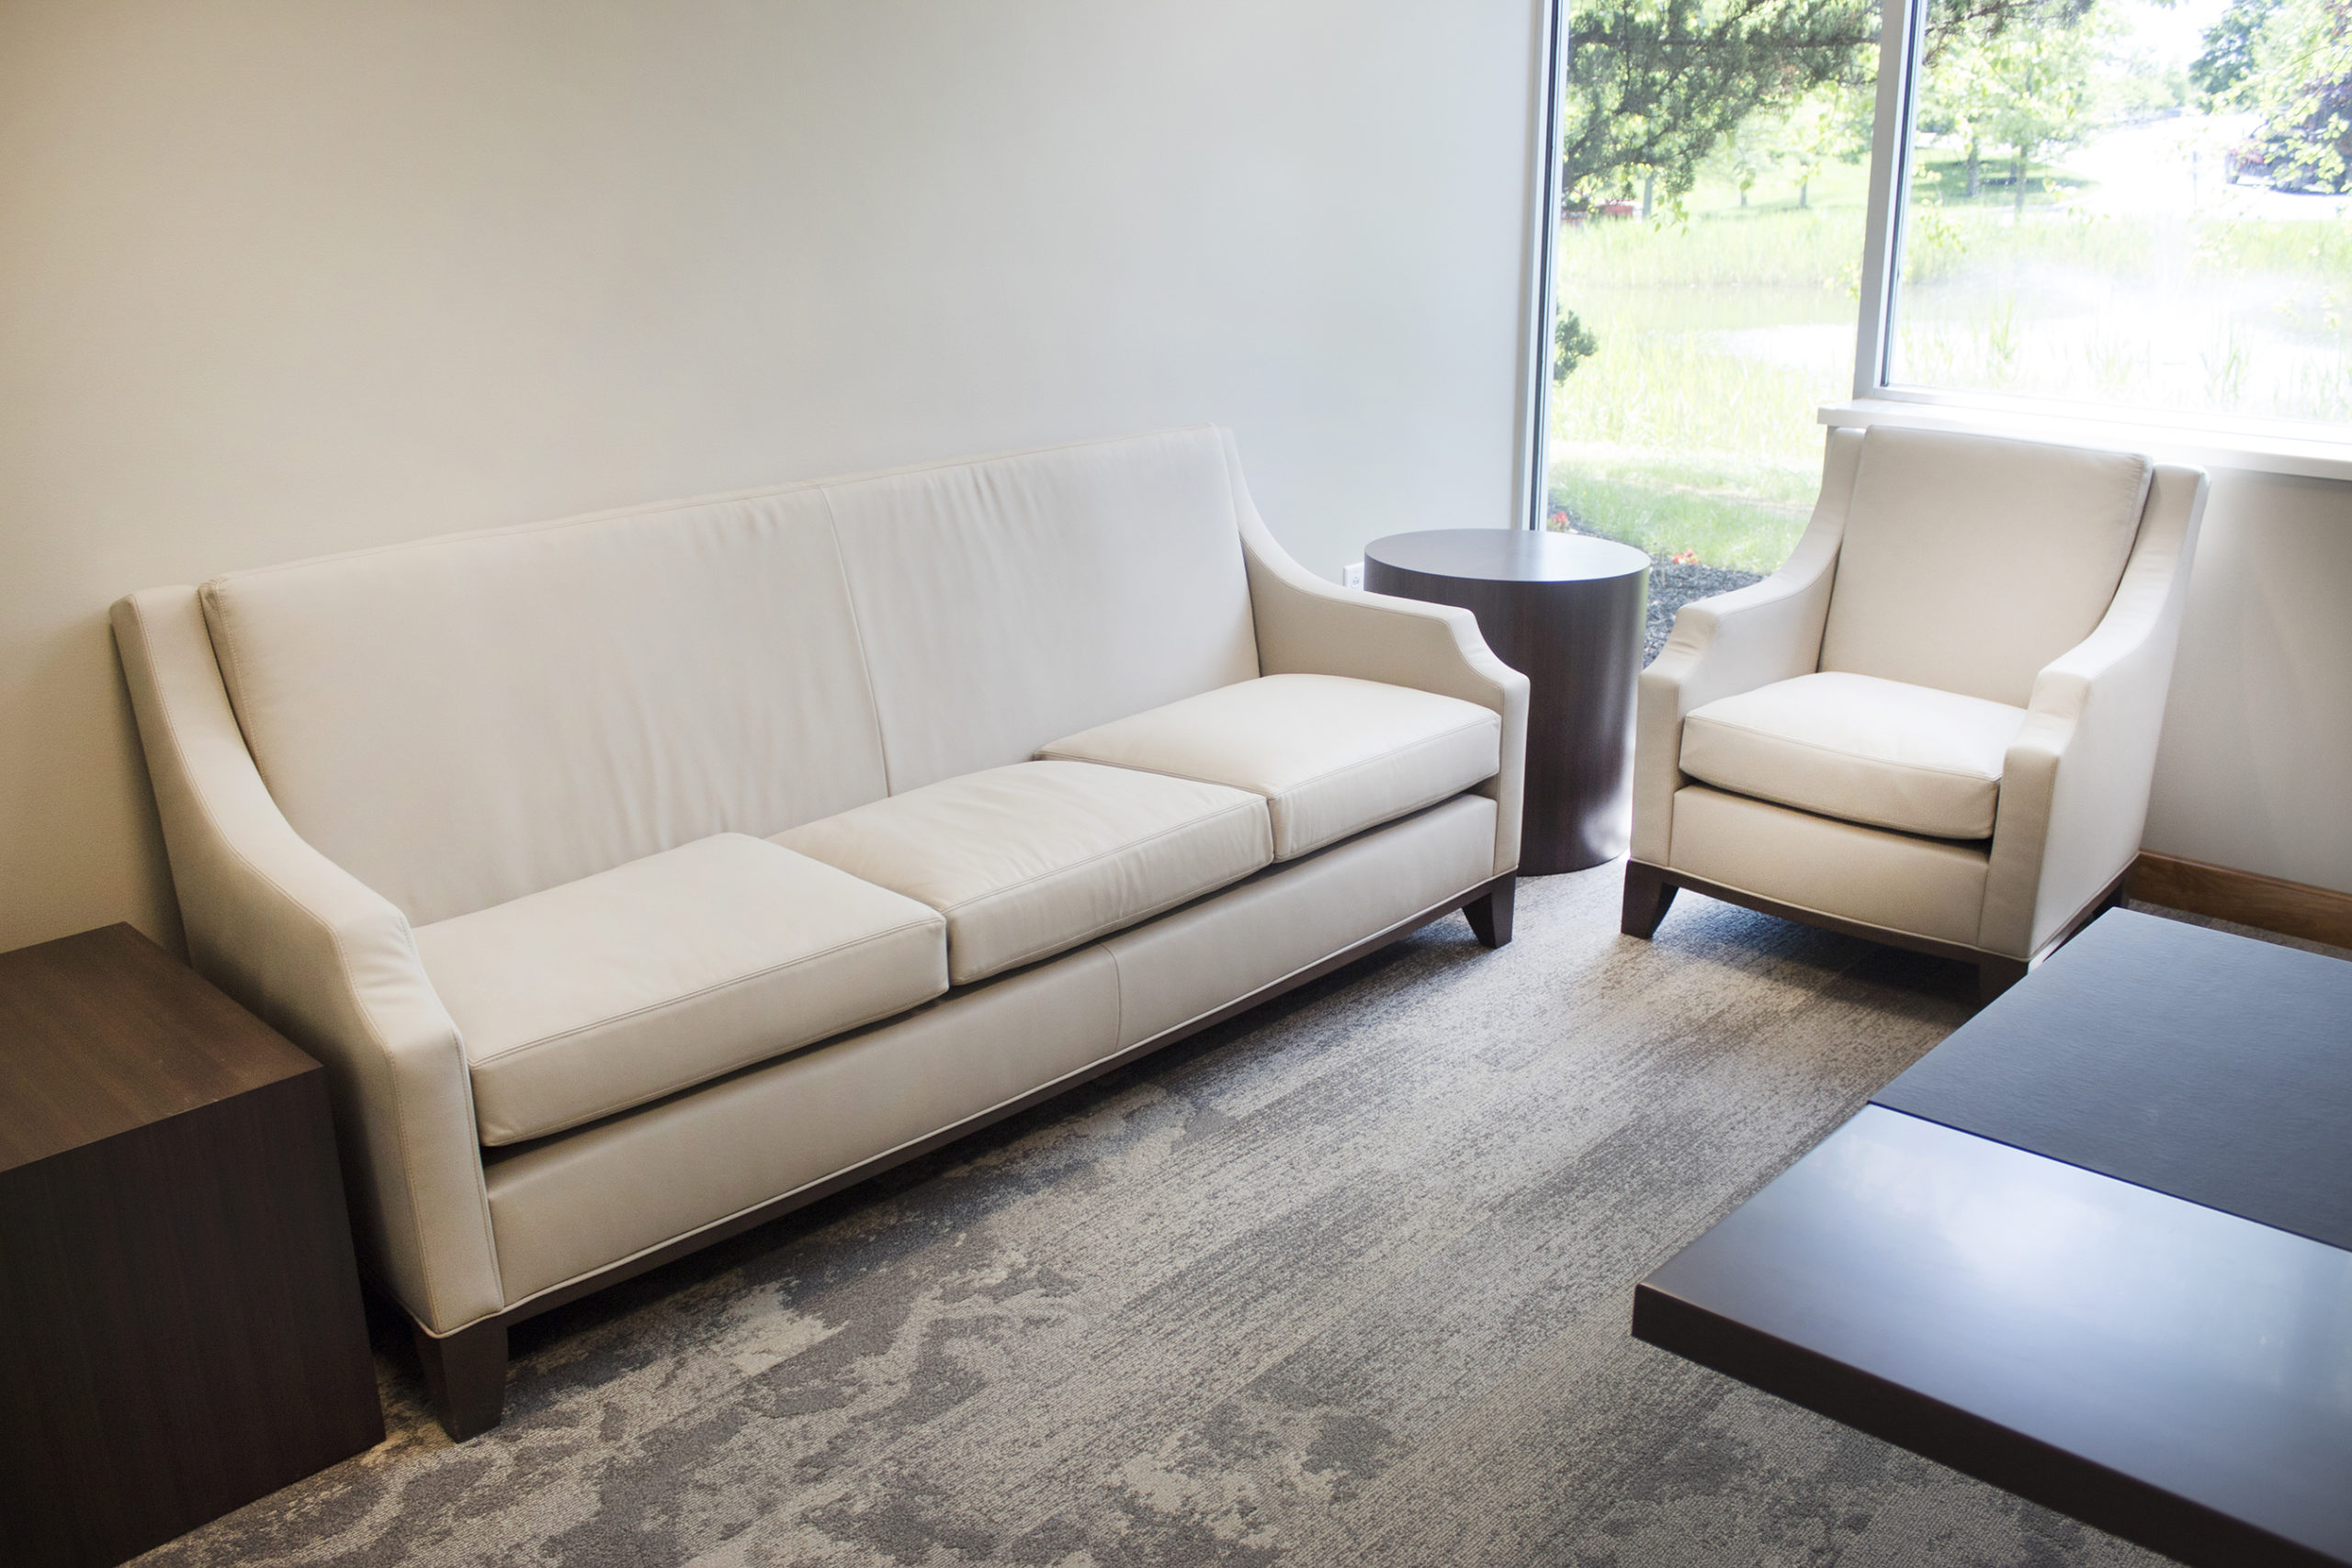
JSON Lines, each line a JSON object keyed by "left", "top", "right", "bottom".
{"left": 2145, "top": 468, "right": 2352, "bottom": 897}
{"left": 0, "top": 0, "right": 1549, "bottom": 953}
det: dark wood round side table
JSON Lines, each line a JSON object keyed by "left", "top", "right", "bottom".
{"left": 1364, "top": 529, "right": 1648, "bottom": 874}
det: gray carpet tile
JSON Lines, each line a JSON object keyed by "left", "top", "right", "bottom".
{"left": 138, "top": 866, "right": 2186, "bottom": 1567}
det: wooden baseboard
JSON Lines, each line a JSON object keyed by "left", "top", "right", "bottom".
{"left": 2128, "top": 852, "right": 2352, "bottom": 953}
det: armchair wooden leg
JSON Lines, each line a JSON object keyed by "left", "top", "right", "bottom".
{"left": 414, "top": 1317, "right": 508, "bottom": 1441}
{"left": 1464, "top": 875, "right": 1515, "bottom": 949}
{"left": 1621, "top": 861, "right": 1678, "bottom": 939}
{"left": 1977, "top": 956, "right": 2029, "bottom": 1006}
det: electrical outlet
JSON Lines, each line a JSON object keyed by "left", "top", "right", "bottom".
{"left": 1341, "top": 561, "right": 1364, "bottom": 590}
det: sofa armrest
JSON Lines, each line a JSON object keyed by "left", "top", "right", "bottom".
{"left": 1980, "top": 464, "right": 2209, "bottom": 958}
{"left": 1220, "top": 439, "right": 1529, "bottom": 877}
{"left": 1632, "top": 427, "right": 1862, "bottom": 864}
{"left": 111, "top": 587, "right": 504, "bottom": 1334}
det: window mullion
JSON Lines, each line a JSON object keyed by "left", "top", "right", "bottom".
{"left": 1853, "top": 0, "right": 1928, "bottom": 400}
{"left": 1521, "top": 0, "right": 1570, "bottom": 531}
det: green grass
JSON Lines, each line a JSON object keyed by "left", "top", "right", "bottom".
{"left": 1547, "top": 449, "right": 1814, "bottom": 573}
{"left": 2223, "top": 213, "right": 2352, "bottom": 276}
{"left": 1547, "top": 203, "right": 1858, "bottom": 570}
{"left": 1550, "top": 307, "right": 1846, "bottom": 458}
{"left": 1544, "top": 173, "right": 2352, "bottom": 568}
{"left": 1909, "top": 151, "right": 2090, "bottom": 209}
{"left": 1893, "top": 207, "right": 2352, "bottom": 418}
{"left": 1556, "top": 206, "right": 1869, "bottom": 291}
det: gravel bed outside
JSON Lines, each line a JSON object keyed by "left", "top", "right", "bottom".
{"left": 1547, "top": 525, "right": 1766, "bottom": 665}
{"left": 1642, "top": 558, "right": 1765, "bottom": 664}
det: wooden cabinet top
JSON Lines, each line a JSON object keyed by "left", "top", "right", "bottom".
{"left": 0, "top": 923, "right": 317, "bottom": 1174}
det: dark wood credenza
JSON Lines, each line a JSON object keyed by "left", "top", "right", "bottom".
{"left": 0, "top": 923, "right": 383, "bottom": 1568}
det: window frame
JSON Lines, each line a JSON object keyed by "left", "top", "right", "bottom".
{"left": 1521, "top": 0, "right": 1571, "bottom": 530}
{"left": 1852, "top": 0, "right": 1928, "bottom": 407}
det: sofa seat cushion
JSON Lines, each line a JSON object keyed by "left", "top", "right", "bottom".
{"left": 1680, "top": 671, "right": 2029, "bottom": 840}
{"left": 773, "top": 761, "right": 1272, "bottom": 986}
{"left": 414, "top": 834, "right": 947, "bottom": 1145}
{"left": 1037, "top": 673, "right": 1500, "bottom": 860}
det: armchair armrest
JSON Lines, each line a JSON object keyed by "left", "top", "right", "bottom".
{"left": 1631, "top": 427, "right": 1863, "bottom": 863}
{"left": 111, "top": 587, "right": 503, "bottom": 1334}
{"left": 1980, "top": 464, "right": 2209, "bottom": 957}
{"left": 1218, "top": 434, "right": 1528, "bottom": 876}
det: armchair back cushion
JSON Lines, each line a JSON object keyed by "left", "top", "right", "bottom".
{"left": 1818, "top": 426, "right": 2153, "bottom": 706}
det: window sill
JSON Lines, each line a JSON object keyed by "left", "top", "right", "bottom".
{"left": 1817, "top": 399, "right": 2352, "bottom": 485}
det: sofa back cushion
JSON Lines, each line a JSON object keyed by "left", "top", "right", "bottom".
{"left": 198, "top": 428, "right": 1262, "bottom": 925}
{"left": 201, "top": 489, "right": 888, "bottom": 925}
{"left": 824, "top": 426, "right": 1261, "bottom": 792}
{"left": 1818, "top": 426, "right": 2152, "bottom": 707}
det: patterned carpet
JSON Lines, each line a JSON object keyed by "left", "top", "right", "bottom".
{"left": 141, "top": 865, "right": 2179, "bottom": 1568}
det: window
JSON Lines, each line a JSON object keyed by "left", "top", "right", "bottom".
{"left": 1880, "top": 0, "right": 2352, "bottom": 429}
{"left": 1535, "top": 0, "right": 2352, "bottom": 637}
{"left": 1540, "top": 0, "right": 1887, "bottom": 653}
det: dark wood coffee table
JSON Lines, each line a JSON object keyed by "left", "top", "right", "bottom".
{"left": 1634, "top": 909, "right": 2352, "bottom": 1568}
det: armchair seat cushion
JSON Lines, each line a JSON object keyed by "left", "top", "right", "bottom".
{"left": 774, "top": 761, "right": 1272, "bottom": 986}
{"left": 415, "top": 834, "right": 949, "bottom": 1146}
{"left": 1680, "top": 671, "right": 2028, "bottom": 840}
{"left": 1038, "top": 673, "right": 1500, "bottom": 860}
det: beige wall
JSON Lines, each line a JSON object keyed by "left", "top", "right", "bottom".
{"left": 2144, "top": 468, "right": 2352, "bottom": 897}
{"left": 0, "top": 0, "right": 1549, "bottom": 953}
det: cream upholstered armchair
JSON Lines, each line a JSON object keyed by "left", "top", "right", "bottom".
{"left": 1623, "top": 423, "right": 2208, "bottom": 1000}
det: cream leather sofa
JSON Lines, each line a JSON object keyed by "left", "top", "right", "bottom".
{"left": 112, "top": 427, "right": 1526, "bottom": 1438}
{"left": 1623, "top": 423, "right": 2206, "bottom": 1000}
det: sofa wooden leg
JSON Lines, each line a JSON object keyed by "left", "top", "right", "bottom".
{"left": 1621, "top": 861, "right": 1677, "bottom": 939}
{"left": 414, "top": 1318, "right": 508, "bottom": 1441}
{"left": 1977, "top": 956, "right": 2030, "bottom": 1006}
{"left": 1464, "top": 875, "right": 1515, "bottom": 949}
